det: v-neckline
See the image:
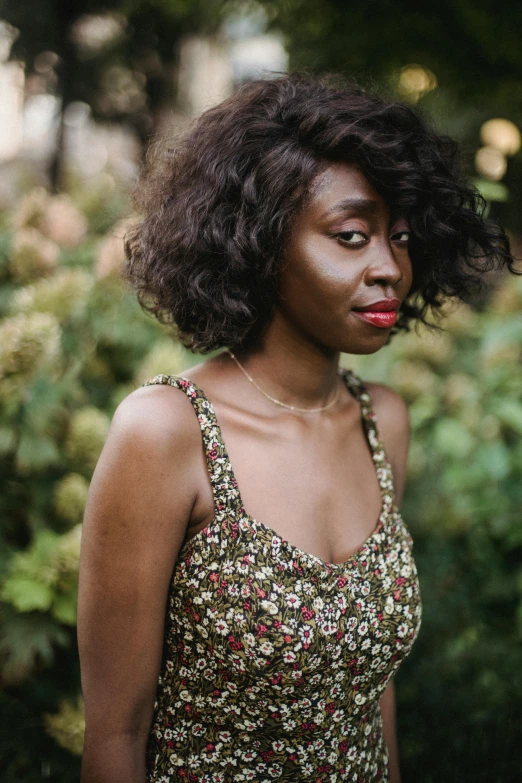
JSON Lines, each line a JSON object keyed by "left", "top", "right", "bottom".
{"left": 177, "top": 367, "right": 395, "bottom": 571}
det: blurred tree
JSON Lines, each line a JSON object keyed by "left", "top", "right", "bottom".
{"left": 260, "top": 0, "right": 522, "bottom": 104}
{"left": 0, "top": 180, "right": 521, "bottom": 779}
{"left": 0, "top": 181, "right": 201, "bottom": 780}
{"left": 1, "top": 0, "right": 230, "bottom": 190}
{"left": 1, "top": 3, "right": 521, "bottom": 778}
{"left": 260, "top": 0, "right": 522, "bottom": 233}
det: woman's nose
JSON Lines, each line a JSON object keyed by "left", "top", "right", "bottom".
{"left": 364, "top": 239, "right": 407, "bottom": 286}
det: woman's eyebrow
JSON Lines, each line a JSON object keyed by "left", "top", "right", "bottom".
{"left": 321, "top": 198, "right": 381, "bottom": 218}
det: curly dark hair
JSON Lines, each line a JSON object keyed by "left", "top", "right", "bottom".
{"left": 123, "top": 70, "right": 519, "bottom": 353}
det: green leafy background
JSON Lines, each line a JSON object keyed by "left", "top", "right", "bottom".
{"left": 0, "top": 174, "right": 521, "bottom": 781}
{"left": 1, "top": 0, "right": 522, "bottom": 777}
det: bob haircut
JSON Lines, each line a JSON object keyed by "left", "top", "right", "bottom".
{"left": 123, "top": 70, "right": 518, "bottom": 353}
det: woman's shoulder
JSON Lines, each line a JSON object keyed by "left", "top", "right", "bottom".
{"left": 360, "top": 379, "right": 410, "bottom": 443}
{"left": 113, "top": 371, "right": 206, "bottom": 455}
{"left": 362, "top": 379, "right": 409, "bottom": 425}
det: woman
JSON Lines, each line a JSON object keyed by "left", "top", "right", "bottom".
{"left": 77, "top": 72, "right": 517, "bottom": 783}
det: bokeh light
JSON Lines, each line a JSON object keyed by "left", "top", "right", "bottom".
{"left": 475, "top": 145, "right": 507, "bottom": 181}
{"left": 480, "top": 118, "right": 521, "bottom": 156}
{"left": 398, "top": 64, "right": 438, "bottom": 102}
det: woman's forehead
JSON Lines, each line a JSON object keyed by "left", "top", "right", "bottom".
{"left": 307, "top": 162, "right": 388, "bottom": 216}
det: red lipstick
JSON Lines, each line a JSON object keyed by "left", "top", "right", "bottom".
{"left": 353, "top": 298, "right": 400, "bottom": 329}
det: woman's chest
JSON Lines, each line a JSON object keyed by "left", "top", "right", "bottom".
{"left": 166, "top": 509, "right": 423, "bottom": 694}
{"left": 190, "top": 406, "right": 387, "bottom": 564}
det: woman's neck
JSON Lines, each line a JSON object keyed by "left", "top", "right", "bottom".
{"left": 225, "top": 314, "right": 342, "bottom": 411}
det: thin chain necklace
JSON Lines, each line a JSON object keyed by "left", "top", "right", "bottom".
{"left": 225, "top": 348, "right": 341, "bottom": 414}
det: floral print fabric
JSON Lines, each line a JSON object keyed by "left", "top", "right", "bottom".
{"left": 140, "top": 368, "right": 423, "bottom": 783}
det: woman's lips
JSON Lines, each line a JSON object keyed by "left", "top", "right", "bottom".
{"left": 353, "top": 310, "right": 398, "bottom": 328}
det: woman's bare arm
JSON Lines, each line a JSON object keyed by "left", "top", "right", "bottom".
{"left": 367, "top": 382, "right": 411, "bottom": 783}
{"left": 380, "top": 678, "right": 401, "bottom": 782}
{"left": 78, "top": 386, "right": 202, "bottom": 782}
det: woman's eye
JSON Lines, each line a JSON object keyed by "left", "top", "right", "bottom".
{"left": 335, "top": 230, "right": 410, "bottom": 246}
{"left": 336, "top": 231, "right": 367, "bottom": 245}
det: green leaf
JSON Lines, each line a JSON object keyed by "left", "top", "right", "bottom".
{"left": 1, "top": 576, "right": 54, "bottom": 612}
{"left": 16, "top": 431, "right": 61, "bottom": 471}
{"left": 495, "top": 400, "right": 522, "bottom": 435}
{"left": 472, "top": 178, "right": 509, "bottom": 202}
{"left": 6, "top": 528, "right": 59, "bottom": 576}
{"left": 0, "top": 425, "right": 16, "bottom": 454}
{"left": 51, "top": 593, "right": 78, "bottom": 626}
{"left": 475, "top": 442, "right": 510, "bottom": 480}
{"left": 0, "top": 607, "right": 69, "bottom": 685}
{"left": 409, "top": 394, "right": 441, "bottom": 428}
{"left": 481, "top": 317, "right": 522, "bottom": 350}
{"left": 433, "top": 418, "right": 475, "bottom": 458}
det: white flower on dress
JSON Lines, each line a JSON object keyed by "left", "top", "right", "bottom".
{"left": 313, "top": 596, "right": 324, "bottom": 611}
{"left": 215, "top": 618, "right": 229, "bottom": 635}
{"left": 285, "top": 593, "right": 301, "bottom": 609}
{"left": 320, "top": 620, "right": 338, "bottom": 636}
{"left": 298, "top": 625, "right": 314, "bottom": 643}
{"left": 261, "top": 600, "right": 278, "bottom": 615}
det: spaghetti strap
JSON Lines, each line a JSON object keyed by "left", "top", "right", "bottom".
{"left": 141, "top": 368, "right": 396, "bottom": 532}
{"left": 139, "top": 373, "right": 242, "bottom": 527}
{"left": 339, "top": 368, "right": 396, "bottom": 506}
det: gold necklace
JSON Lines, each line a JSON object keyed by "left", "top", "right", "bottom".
{"left": 226, "top": 348, "right": 341, "bottom": 414}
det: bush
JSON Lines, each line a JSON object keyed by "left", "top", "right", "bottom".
{"left": 347, "top": 278, "right": 522, "bottom": 781}
{"left": 0, "top": 181, "right": 520, "bottom": 780}
{"left": 0, "top": 182, "right": 197, "bottom": 781}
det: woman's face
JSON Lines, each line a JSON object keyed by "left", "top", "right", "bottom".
{"left": 275, "top": 161, "right": 413, "bottom": 355}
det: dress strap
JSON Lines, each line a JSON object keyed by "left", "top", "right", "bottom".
{"left": 139, "top": 374, "right": 241, "bottom": 523}
{"left": 339, "top": 368, "right": 396, "bottom": 506}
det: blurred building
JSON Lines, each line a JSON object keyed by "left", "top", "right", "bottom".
{"left": 0, "top": 9, "right": 288, "bottom": 198}
{"left": 0, "top": 59, "right": 24, "bottom": 162}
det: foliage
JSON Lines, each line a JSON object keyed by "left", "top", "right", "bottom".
{"left": 345, "top": 279, "right": 522, "bottom": 781}
{"left": 2, "top": 0, "right": 522, "bottom": 777}
{"left": 1, "top": 0, "right": 232, "bottom": 187}
{"left": 259, "top": 0, "right": 522, "bottom": 236}
{"left": 0, "top": 178, "right": 521, "bottom": 780}
{"left": 260, "top": 0, "right": 522, "bottom": 105}
{"left": 0, "top": 180, "right": 199, "bottom": 779}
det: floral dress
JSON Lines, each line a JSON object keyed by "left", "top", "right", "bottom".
{"left": 140, "top": 368, "right": 423, "bottom": 783}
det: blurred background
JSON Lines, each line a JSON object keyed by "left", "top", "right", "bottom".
{"left": 0, "top": 1, "right": 521, "bottom": 781}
